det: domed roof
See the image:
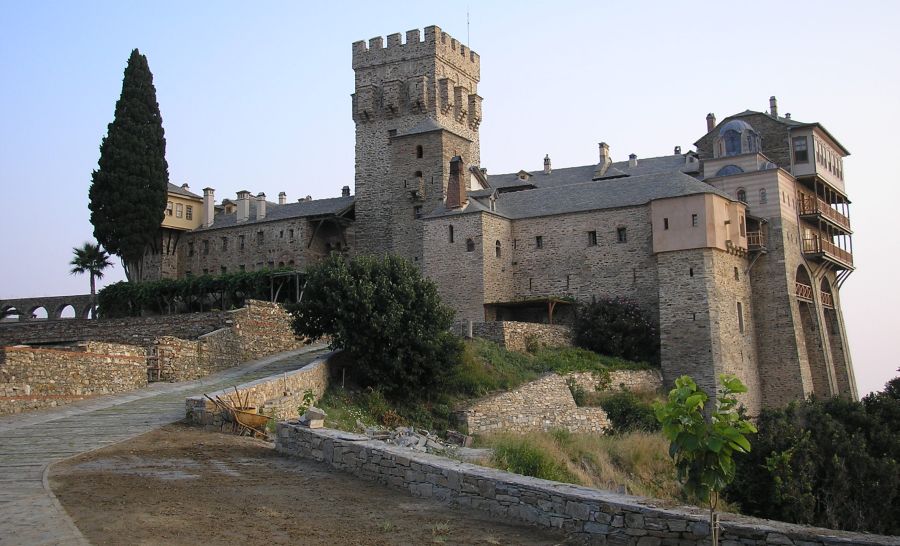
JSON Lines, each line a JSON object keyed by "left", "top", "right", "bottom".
{"left": 719, "top": 119, "right": 755, "bottom": 135}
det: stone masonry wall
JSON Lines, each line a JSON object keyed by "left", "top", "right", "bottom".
{"left": 452, "top": 321, "right": 573, "bottom": 353}
{"left": 0, "top": 342, "right": 148, "bottom": 415}
{"left": 186, "top": 351, "right": 334, "bottom": 426}
{"left": 459, "top": 374, "right": 610, "bottom": 434}
{"left": 276, "top": 425, "right": 895, "bottom": 545}
{"left": 566, "top": 370, "right": 663, "bottom": 395}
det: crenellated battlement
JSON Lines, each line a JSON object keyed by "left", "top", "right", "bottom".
{"left": 352, "top": 25, "right": 480, "bottom": 80}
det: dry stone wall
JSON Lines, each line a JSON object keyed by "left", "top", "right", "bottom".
{"left": 566, "top": 370, "right": 663, "bottom": 394}
{"left": 452, "top": 321, "right": 573, "bottom": 353}
{"left": 276, "top": 425, "right": 895, "bottom": 545}
{"left": 0, "top": 342, "right": 148, "bottom": 415}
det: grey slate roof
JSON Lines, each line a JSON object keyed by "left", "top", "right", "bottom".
{"left": 396, "top": 117, "right": 473, "bottom": 141}
{"left": 167, "top": 183, "right": 202, "bottom": 199}
{"left": 193, "top": 196, "right": 354, "bottom": 232}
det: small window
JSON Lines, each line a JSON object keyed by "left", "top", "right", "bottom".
{"left": 495, "top": 240, "right": 501, "bottom": 258}
{"left": 566, "top": 275, "right": 570, "bottom": 290}
{"left": 414, "top": 206, "right": 423, "bottom": 219}
{"left": 221, "top": 237, "right": 228, "bottom": 251}
{"left": 186, "top": 205, "right": 193, "bottom": 220}
{"left": 257, "top": 231, "right": 264, "bottom": 244}
{"left": 737, "top": 301, "right": 745, "bottom": 333}
{"left": 188, "top": 242, "right": 194, "bottom": 257}
{"left": 759, "top": 188, "right": 768, "bottom": 204}
{"left": 175, "top": 203, "right": 183, "bottom": 218}
{"left": 466, "top": 238, "right": 475, "bottom": 252}
{"left": 663, "top": 218, "right": 669, "bottom": 230}
{"left": 734, "top": 267, "right": 740, "bottom": 281}
{"left": 689, "top": 267, "right": 694, "bottom": 277}
{"left": 165, "top": 201, "right": 173, "bottom": 216}
{"left": 203, "top": 240, "right": 209, "bottom": 255}
{"left": 416, "top": 145, "right": 423, "bottom": 158}
{"left": 280, "top": 230, "right": 284, "bottom": 238}
{"left": 616, "top": 227, "right": 627, "bottom": 243}
{"left": 220, "top": 266, "right": 227, "bottom": 275}
{"left": 588, "top": 231, "right": 597, "bottom": 246}
{"left": 793, "top": 136, "right": 809, "bottom": 163}
{"left": 529, "top": 278, "right": 533, "bottom": 291}
{"left": 239, "top": 265, "right": 245, "bottom": 272}
{"left": 535, "top": 236, "right": 543, "bottom": 249}
{"left": 448, "top": 225, "right": 454, "bottom": 243}
{"left": 414, "top": 170, "right": 423, "bottom": 179}
{"left": 737, "top": 188, "right": 747, "bottom": 203}
{"left": 289, "top": 229, "right": 294, "bottom": 240}
{"left": 239, "top": 234, "right": 245, "bottom": 250}
{"left": 740, "top": 215, "right": 746, "bottom": 237}
{"left": 691, "top": 214, "right": 698, "bottom": 227}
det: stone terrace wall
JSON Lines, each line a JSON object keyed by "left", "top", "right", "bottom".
{"left": 567, "top": 369, "right": 663, "bottom": 395}
{"left": 0, "top": 311, "right": 231, "bottom": 346}
{"left": 0, "top": 342, "right": 148, "bottom": 415}
{"left": 276, "top": 425, "right": 896, "bottom": 546}
{"left": 452, "top": 321, "right": 573, "bottom": 353}
{"left": 459, "top": 374, "right": 609, "bottom": 434}
{"left": 231, "top": 300, "right": 303, "bottom": 361}
{"left": 186, "top": 351, "right": 334, "bottom": 426}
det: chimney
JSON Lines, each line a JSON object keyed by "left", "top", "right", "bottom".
{"left": 543, "top": 154, "right": 551, "bottom": 175}
{"left": 785, "top": 113, "right": 791, "bottom": 120}
{"left": 674, "top": 146, "right": 682, "bottom": 155}
{"left": 769, "top": 96, "right": 778, "bottom": 118}
{"left": 599, "top": 142, "right": 611, "bottom": 165}
{"left": 446, "top": 156, "right": 466, "bottom": 209}
{"left": 278, "top": 191, "right": 286, "bottom": 205}
{"left": 629, "top": 153, "right": 638, "bottom": 168}
{"left": 256, "top": 193, "right": 267, "bottom": 220}
{"left": 181, "top": 183, "right": 190, "bottom": 190}
{"left": 342, "top": 185, "right": 351, "bottom": 197}
{"left": 236, "top": 190, "right": 251, "bottom": 223}
{"left": 706, "top": 113, "right": 716, "bottom": 132}
{"left": 202, "top": 187, "right": 215, "bottom": 228}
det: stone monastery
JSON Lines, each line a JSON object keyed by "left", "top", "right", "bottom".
{"left": 148, "top": 25, "right": 857, "bottom": 414}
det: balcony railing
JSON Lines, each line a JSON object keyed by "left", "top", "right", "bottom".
{"left": 797, "top": 194, "right": 851, "bottom": 232}
{"left": 802, "top": 237, "right": 854, "bottom": 269}
{"left": 747, "top": 231, "right": 767, "bottom": 251}
{"left": 821, "top": 292, "right": 834, "bottom": 309}
{"left": 795, "top": 282, "right": 814, "bottom": 301}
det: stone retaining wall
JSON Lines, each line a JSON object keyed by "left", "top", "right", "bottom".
{"left": 276, "top": 424, "right": 895, "bottom": 545}
{"left": 0, "top": 342, "right": 148, "bottom": 415}
{"left": 186, "top": 351, "right": 334, "bottom": 426}
{"left": 567, "top": 369, "right": 663, "bottom": 394}
{"left": 459, "top": 374, "right": 610, "bottom": 434}
{"left": 454, "top": 321, "right": 573, "bottom": 353}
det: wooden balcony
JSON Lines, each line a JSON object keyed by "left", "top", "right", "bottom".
{"left": 795, "top": 281, "right": 814, "bottom": 302}
{"left": 747, "top": 231, "right": 767, "bottom": 251}
{"left": 821, "top": 291, "right": 834, "bottom": 309}
{"left": 802, "top": 237, "right": 854, "bottom": 270}
{"left": 798, "top": 194, "right": 852, "bottom": 233}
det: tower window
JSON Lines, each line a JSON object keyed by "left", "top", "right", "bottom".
{"left": 759, "top": 188, "right": 768, "bottom": 204}
{"left": 466, "top": 238, "right": 475, "bottom": 252}
{"left": 734, "top": 266, "right": 740, "bottom": 281}
{"left": 448, "top": 225, "right": 454, "bottom": 243}
{"left": 588, "top": 231, "right": 597, "bottom": 246}
{"left": 793, "top": 136, "right": 809, "bottom": 163}
{"left": 737, "top": 301, "right": 745, "bottom": 333}
{"left": 689, "top": 267, "right": 694, "bottom": 277}
{"left": 535, "top": 236, "right": 543, "bottom": 249}
{"left": 616, "top": 227, "right": 627, "bottom": 243}
{"left": 663, "top": 218, "right": 669, "bottom": 230}
{"left": 414, "top": 206, "right": 423, "bottom": 219}
{"left": 740, "top": 215, "right": 746, "bottom": 237}
{"left": 737, "top": 188, "right": 747, "bottom": 203}
{"left": 495, "top": 240, "right": 501, "bottom": 258}
{"left": 692, "top": 213, "right": 698, "bottom": 227}
{"left": 239, "top": 234, "right": 245, "bottom": 250}
{"left": 416, "top": 145, "right": 423, "bottom": 158}
{"left": 221, "top": 237, "right": 228, "bottom": 251}
{"left": 203, "top": 240, "right": 209, "bottom": 255}
{"left": 257, "top": 231, "right": 264, "bottom": 244}
{"left": 188, "top": 242, "right": 194, "bottom": 257}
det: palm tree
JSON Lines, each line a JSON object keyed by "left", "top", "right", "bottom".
{"left": 70, "top": 242, "right": 113, "bottom": 296}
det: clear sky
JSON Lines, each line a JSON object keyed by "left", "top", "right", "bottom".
{"left": 1, "top": 1, "right": 897, "bottom": 396}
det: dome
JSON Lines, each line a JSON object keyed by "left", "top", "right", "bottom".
{"left": 718, "top": 119, "right": 755, "bottom": 136}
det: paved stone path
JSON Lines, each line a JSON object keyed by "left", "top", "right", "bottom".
{"left": 0, "top": 344, "right": 327, "bottom": 546}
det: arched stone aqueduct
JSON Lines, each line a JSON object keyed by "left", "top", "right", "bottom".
{"left": 0, "top": 295, "right": 96, "bottom": 322}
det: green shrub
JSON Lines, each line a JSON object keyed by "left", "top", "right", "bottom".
{"left": 566, "top": 377, "right": 588, "bottom": 406}
{"left": 599, "top": 391, "right": 660, "bottom": 433}
{"left": 490, "top": 436, "right": 578, "bottom": 483}
{"left": 573, "top": 297, "right": 659, "bottom": 365}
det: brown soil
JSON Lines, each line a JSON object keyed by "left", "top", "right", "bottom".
{"left": 50, "top": 423, "right": 569, "bottom": 545}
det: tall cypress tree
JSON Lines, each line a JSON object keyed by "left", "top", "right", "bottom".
{"left": 89, "top": 49, "right": 168, "bottom": 281}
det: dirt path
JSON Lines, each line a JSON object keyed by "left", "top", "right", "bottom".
{"left": 50, "top": 424, "right": 569, "bottom": 545}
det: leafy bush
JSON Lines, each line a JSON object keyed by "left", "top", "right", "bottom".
{"left": 290, "top": 255, "right": 462, "bottom": 401}
{"left": 726, "top": 374, "right": 900, "bottom": 535}
{"left": 490, "top": 435, "right": 578, "bottom": 483}
{"left": 566, "top": 377, "right": 588, "bottom": 406}
{"left": 599, "top": 391, "right": 660, "bottom": 434}
{"left": 573, "top": 297, "right": 659, "bottom": 365}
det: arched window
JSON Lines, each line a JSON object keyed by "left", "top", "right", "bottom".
{"left": 736, "top": 187, "right": 747, "bottom": 203}
{"left": 759, "top": 188, "right": 767, "bottom": 204}
{"left": 495, "top": 240, "right": 501, "bottom": 258}
{"left": 448, "top": 225, "right": 454, "bottom": 243}
{"left": 724, "top": 130, "right": 742, "bottom": 155}
{"left": 715, "top": 165, "right": 744, "bottom": 177}
{"left": 416, "top": 145, "right": 423, "bottom": 158}
{"left": 466, "top": 238, "right": 475, "bottom": 252}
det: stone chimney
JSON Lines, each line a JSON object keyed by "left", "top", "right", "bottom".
{"left": 256, "top": 193, "right": 267, "bottom": 220}
{"left": 629, "top": 153, "right": 638, "bottom": 168}
{"left": 769, "top": 96, "right": 778, "bottom": 118}
{"left": 202, "top": 187, "right": 215, "bottom": 228}
{"left": 543, "top": 154, "right": 551, "bottom": 175}
{"left": 278, "top": 191, "right": 286, "bottom": 205}
{"left": 342, "top": 185, "right": 351, "bottom": 197}
{"left": 236, "top": 191, "right": 251, "bottom": 223}
{"left": 706, "top": 113, "right": 716, "bottom": 132}
{"left": 674, "top": 146, "right": 682, "bottom": 155}
{"left": 446, "top": 156, "right": 466, "bottom": 209}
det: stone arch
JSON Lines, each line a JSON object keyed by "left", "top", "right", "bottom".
{"left": 28, "top": 306, "right": 48, "bottom": 320}
{"left": 57, "top": 304, "right": 76, "bottom": 319}
{"left": 795, "top": 266, "right": 830, "bottom": 396}
{"left": 821, "top": 278, "right": 851, "bottom": 395}
{"left": 1, "top": 305, "right": 20, "bottom": 321}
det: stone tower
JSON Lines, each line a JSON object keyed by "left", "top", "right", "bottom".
{"left": 352, "top": 26, "right": 482, "bottom": 263}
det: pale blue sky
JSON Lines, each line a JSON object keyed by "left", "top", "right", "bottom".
{"left": 1, "top": 1, "right": 898, "bottom": 395}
